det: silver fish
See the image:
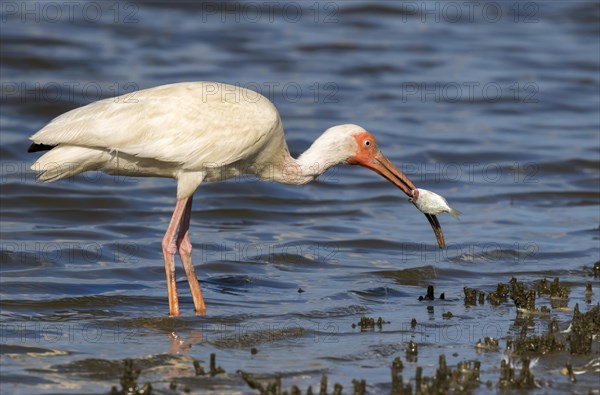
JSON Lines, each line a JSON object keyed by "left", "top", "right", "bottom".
{"left": 409, "top": 188, "right": 461, "bottom": 219}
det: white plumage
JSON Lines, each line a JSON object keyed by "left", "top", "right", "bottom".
{"left": 29, "top": 81, "right": 446, "bottom": 316}
{"left": 31, "top": 82, "right": 290, "bottom": 197}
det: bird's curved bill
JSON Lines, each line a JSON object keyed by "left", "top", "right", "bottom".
{"left": 356, "top": 151, "right": 446, "bottom": 249}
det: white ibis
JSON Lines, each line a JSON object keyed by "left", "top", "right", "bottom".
{"left": 28, "top": 81, "right": 445, "bottom": 316}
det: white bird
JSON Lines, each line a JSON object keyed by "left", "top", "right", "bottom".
{"left": 410, "top": 188, "right": 461, "bottom": 219}
{"left": 28, "top": 81, "right": 445, "bottom": 316}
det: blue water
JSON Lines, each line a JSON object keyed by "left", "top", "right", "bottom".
{"left": 1, "top": 1, "right": 599, "bottom": 393}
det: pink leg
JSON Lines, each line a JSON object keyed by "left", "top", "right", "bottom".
{"left": 161, "top": 197, "right": 190, "bottom": 316}
{"left": 176, "top": 196, "right": 206, "bottom": 314}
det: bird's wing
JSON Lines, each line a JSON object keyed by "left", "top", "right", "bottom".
{"left": 29, "top": 82, "right": 282, "bottom": 169}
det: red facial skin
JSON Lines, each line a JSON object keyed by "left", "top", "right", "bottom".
{"left": 347, "top": 131, "right": 445, "bottom": 248}
{"left": 347, "top": 132, "right": 416, "bottom": 197}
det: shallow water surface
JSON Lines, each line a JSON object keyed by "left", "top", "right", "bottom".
{"left": 1, "top": 1, "right": 599, "bottom": 394}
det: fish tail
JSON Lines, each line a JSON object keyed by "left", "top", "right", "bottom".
{"left": 448, "top": 208, "right": 461, "bottom": 220}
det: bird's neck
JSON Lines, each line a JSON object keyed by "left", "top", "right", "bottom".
{"left": 266, "top": 134, "right": 345, "bottom": 185}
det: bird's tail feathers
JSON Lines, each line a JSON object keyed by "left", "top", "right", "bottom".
{"left": 31, "top": 145, "right": 109, "bottom": 182}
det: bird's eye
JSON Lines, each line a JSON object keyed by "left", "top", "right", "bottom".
{"left": 364, "top": 140, "right": 371, "bottom": 147}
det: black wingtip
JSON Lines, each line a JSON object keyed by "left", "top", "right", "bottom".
{"left": 27, "top": 143, "right": 56, "bottom": 153}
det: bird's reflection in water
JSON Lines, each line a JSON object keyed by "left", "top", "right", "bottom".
{"left": 168, "top": 330, "right": 206, "bottom": 354}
